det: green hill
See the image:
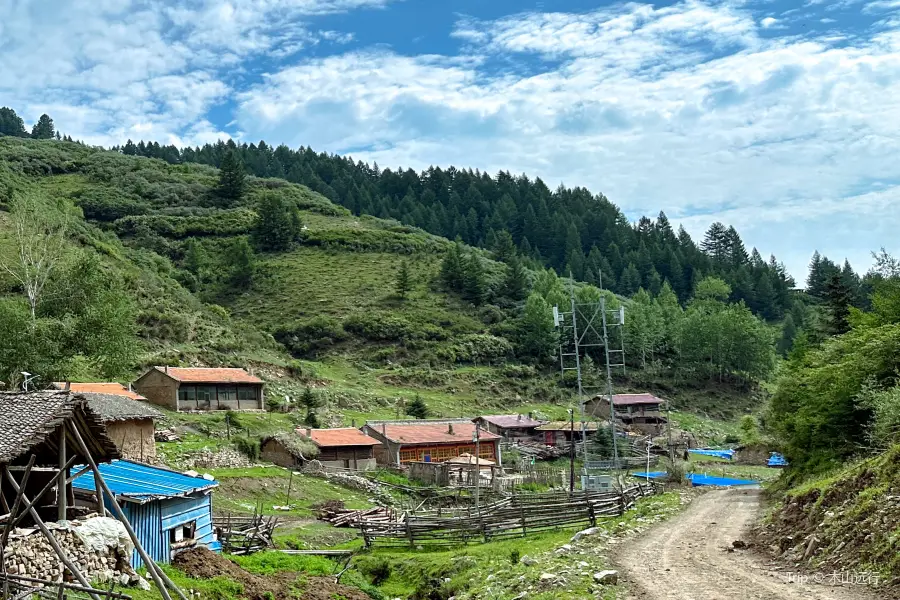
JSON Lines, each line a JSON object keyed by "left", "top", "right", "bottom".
{"left": 0, "top": 136, "right": 768, "bottom": 429}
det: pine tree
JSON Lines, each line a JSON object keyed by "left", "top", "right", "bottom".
{"left": 503, "top": 255, "right": 529, "bottom": 301}
{"left": 492, "top": 230, "right": 517, "bottom": 263}
{"left": 463, "top": 253, "right": 488, "bottom": 305}
{"left": 701, "top": 222, "right": 729, "bottom": 262}
{"left": 406, "top": 394, "right": 429, "bottom": 419}
{"left": 252, "top": 193, "right": 303, "bottom": 251}
{"left": 30, "top": 114, "right": 55, "bottom": 139}
{"left": 619, "top": 263, "right": 641, "bottom": 296}
{"left": 0, "top": 107, "right": 27, "bottom": 137}
{"left": 227, "top": 238, "right": 255, "bottom": 286}
{"left": 515, "top": 293, "right": 557, "bottom": 362}
{"left": 216, "top": 150, "right": 246, "bottom": 204}
{"left": 777, "top": 314, "right": 797, "bottom": 356}
{"left": 183, "top": 239, "right": 208, "bottom": 279}
{"left": 824, "top": 273, "right": 852, "bottom": 335}
{"left": 395, "top": 260, "right": 412, "bottom": 299}
{"left": 440, "top": 241, "right": 466, "bottom": 290}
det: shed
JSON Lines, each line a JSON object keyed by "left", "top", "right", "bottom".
{"left": 362, "top": 419, "right": 501, "bottom": 466}
{"left": 133, "top": 366, "right": 264, "bottom": 411}
{"left": 473, "top": 414, "right": 543, "bottom": 440}
{"left": 72, "top": 460, "right": 219, "bottom": 567}
{"left": 0, "top": 391, "right": 119, "bottom": 523}
{"left": 259, "top": 432, "right": 320, "bottom": 469}
{"left": 298, "top": 428, "right": 381, "bottom": 471}
{"left": 535, "top": 421, "right": 603, "bottom": 446}
{"left": 584, "top": 393, "right": 668, "bottom": 435}
{"left": 52, "top": 383, "right": 162, "bottom": 462}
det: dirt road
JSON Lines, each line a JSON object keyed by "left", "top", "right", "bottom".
{"left": 615, "top": 488, "right": 876, "bottom": 600}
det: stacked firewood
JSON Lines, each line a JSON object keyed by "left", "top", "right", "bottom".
{"left": 514, "top": 441, "right": 567, "bottom": 460}
{"left": 317, "top": 502, "right": 398, "bottom": 528}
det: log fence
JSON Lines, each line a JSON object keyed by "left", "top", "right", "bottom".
{"left": 360, "top": 482, "right": 656, "bottom": 547}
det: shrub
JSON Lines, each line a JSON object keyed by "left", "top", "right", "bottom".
{"left": 358, "top": 557, "right": 392, "bottom": 585}
{"left": 75, "top": 188, "right": 148, "bottom": 221}
{"left": 114, "top": 208, "right": 257, "bottom": 239}
{"left": 233, "top": 437, "right": 260, "bottom": 461}
{"left": 509, "top": 549, "right": 521, "bottom": 565}
{"left": 274, "top": 316, "right": 347, "bottom": 357}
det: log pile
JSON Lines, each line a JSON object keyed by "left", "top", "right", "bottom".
{"left": 319, "top": 506, "right": 398, "bottom": 528}
{"left": 514, "top": 441, "right": 568, "bottom": 460}
{"left": 213, "top": 514, "right": 278, "bottom": 555}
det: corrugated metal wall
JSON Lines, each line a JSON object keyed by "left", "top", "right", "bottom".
{"left": 111, "top": 493, "right": 218, "bottom": 568}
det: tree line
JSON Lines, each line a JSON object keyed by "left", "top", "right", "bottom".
{"left": 0, "top": 107, "right": 63, "bottom": 140}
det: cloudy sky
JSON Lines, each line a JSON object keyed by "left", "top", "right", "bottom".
{"left": 2, "top": 0, "right": 898, "bottom": 282}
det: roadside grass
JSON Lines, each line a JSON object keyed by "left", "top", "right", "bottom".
{"left": 670, "top": 411, "right": 742, "bottom": 445}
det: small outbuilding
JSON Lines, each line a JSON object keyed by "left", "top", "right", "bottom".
{"left": 53, "top": 382, "right": 162, "bottom": 462}
{"left": 362, "top": 419, "right": 502, "bottom": 466}
{"left": 259, "top": 432, "right": 320, "bottom": 469}
{"left": 535, "top": 421, "right": 604, "bottom": 446}
{"left": 133, "top": 366, "right": 265, "bottom": 411}
{"left": 585, "top": 393, "right": 668, "bottom": 435}
{"left": 298, "top": 428, "right": 381, "bottom": 471}
{"left": 473, "top": 414, "right": 543, "bottom": 441}
{"left": 72, "top": 460, "right": 219, "bottom": 567}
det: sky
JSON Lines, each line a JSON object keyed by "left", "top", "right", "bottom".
{"left": 2, "top": 0, "right": 899, "bottom": 282}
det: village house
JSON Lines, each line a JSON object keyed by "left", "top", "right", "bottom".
{"left": 362, "top": 419, "right": 502, "bottom": 466}
{"left": 0, "top": 391, "right": 119, "bottom": 522}
{"left": 535, "top": 420, "right": 604, "bottom": 446}
{"left": 133, "top": 366, "right": 264, "bottom": 411}
{"left": 72, "top": 460, "right": 220, "bottom": 567}
{"left": 585, "top": 393, "right": 668, "bottom": 435}
{"left": 259, "top": 432, "right": 320, "bottom": 469}
{"left": 297, "top": 428, "right": 381, "bottom": 470}
{"left": 473, "top": 414, "right": 543, "bottom": 441}
{"left": 52, "top": 383, "right": 161, "bottom": 462}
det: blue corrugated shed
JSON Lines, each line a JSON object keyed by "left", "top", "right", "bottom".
{"left": 73, "top": 460, "right": 220, "bottom": 567}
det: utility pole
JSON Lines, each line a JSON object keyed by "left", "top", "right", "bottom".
{"left": 600, "top": 297, "right": 620, "bottom": 471}
{"left": 645, "top": 436, "right": 652, "bottom": 480}
{"left": 666, "top": 397, "right": 675, "bottom": 464}
{"left": 568, "top": 409, "right": 575, "bottom": 492}
{"left": 473, "top": 424, "right": 481, "bottom": 513}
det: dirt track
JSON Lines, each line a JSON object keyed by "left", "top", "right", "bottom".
{"left": 615, "top": 488, "right": 876, "bottom": 600}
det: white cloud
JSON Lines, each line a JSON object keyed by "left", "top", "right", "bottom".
{"left": 236, "top": 0, "right": 900, "bottom": 278}
{"left": 760, "top": 17, "right": 778, "bottom": 28}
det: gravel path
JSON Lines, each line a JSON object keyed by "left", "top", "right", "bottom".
{"left": 614, "top": 488, "right": 877, "bottom": 600}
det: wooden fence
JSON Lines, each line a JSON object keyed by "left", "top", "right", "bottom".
{"left": 359, "top": 483, "right": 656, "bottom": 547}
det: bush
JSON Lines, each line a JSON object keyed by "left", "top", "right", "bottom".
{"left": 75, "top": 188, "right": 148, "bottom": 221}
{"left": 509, "top": 549, "right": 521, "bottom": 565}
{"left": 358, "top": 557, "right": 392, "bottom": 585}
{"left": 114, "top": 208, "right": 257, "bottom": 239}
{"left": 233, "top": 437, "right": 260, "bottom": 461}
{"left": 274, "top": 316, "right": 347, "bottom": 357}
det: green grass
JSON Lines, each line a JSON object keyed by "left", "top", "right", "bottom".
{"left": 210, "top": 467, "right": 374, "bottom": 518}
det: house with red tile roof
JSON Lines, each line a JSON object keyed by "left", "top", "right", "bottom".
{"left": 362, "top": 419, "right": 502, "bottom": 467}
{"left": 133, "top": 366, "right": 265, "bottom": 411}
{"left": 301, "top": 427, "right": 381, "bottom": 470}
{"left": 473, "top": 414, "right": 543, "bottom": 441}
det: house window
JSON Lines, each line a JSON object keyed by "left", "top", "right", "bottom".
{"left": 169, "top": 521, "right": 196, "bottom": 544}
{"left": 196, "top": 386, "right": 215, "bottom": 409}
{"left": 238, "top": 386, "right": 258, "bottom": 402}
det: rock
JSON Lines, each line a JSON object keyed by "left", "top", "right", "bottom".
{"left": 521, "top": 555, "right": 537, "bottom": 566}
{"left": 120, "top": 574, "right": 131, "bottom": 586}
{"left": 571, "top": 527, "right": 600, "bottom": 543}
{"left": 539, "top": 573, "right": 557, "bottom": 582}
{"left": 202, "top": 473, "right": 215, "bottom": 481}
{"left": 802, "top": 536, "right": 819, "bottom": 561}
{"left": 555, "top": 544, "right": 573, "bottom": 554}
{"left": 732, "top": 540, "right": 747, "bottom": 549}
{"left": 593, "top": 570, "right": 618, "bottom": 585}
{"left": 578, "top": 561, "right": 589, "bottom": 568}
{"left": 135, "top": 577, "right": 152, "bottom": 591}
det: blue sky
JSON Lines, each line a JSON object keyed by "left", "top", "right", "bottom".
{"left": 2, "top": 0, "right": 899, "bottom": 282}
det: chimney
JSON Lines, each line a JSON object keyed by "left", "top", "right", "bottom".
{"left": 448, "top": 423, "right": 454, "bottom": 434}
{"left": 164, "top": 365, "right": 169, "bottom": 374}
{"left": 305, "top": 428, "right": 311, "bottom": 437}
{"left": 64, "top": 381, "right": 71, "bottom": 391}
{"left": 528, "top": 412, "right": 533, "bottom": 420}
{"left": 127, "top": 382, "right": 133, "bottom": 392}
{"left": 382, "top": 424, "right": 387, "bottom": 438}
{"left": 351, "top": 418, "right": 356, "bottom": 427}
{"left": 517, "top": 414, "right": 522, "bottom": 421}
{"left": 249, "top": 366, "right": 255, "bottom": 376}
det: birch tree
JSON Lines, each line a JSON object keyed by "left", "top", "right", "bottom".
{"left": 1, "top": 194, "right": 69, "bottom": 322}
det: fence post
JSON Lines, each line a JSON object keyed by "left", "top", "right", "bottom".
{"left": 618, "top": 490, "right": 625, "bottom": 516}
{"left": 520, "top": 505, "right": 527, "bottom": 537}
{"left": 405, "top": 511, "right": 413, "bottom": 547}
{"left": 588, "top": 502, "right": 596, "bottom": 527}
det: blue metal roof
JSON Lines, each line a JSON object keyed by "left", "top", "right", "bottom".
{"left": 72, "top": 460, "right": 218, "bottom": 504}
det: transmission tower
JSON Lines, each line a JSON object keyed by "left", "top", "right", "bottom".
{"left": 553, "top": 275, "right": 626, "bottom": 471}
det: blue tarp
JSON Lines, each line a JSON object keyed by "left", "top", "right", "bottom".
{"left": 689, "top": 448, "right": 735, "bottom": 460}
{"left": 767, "top": 452, "right": 789, "bottom": 467}
{"left": 630, "top": 471, "right": 759, "bottom": 486}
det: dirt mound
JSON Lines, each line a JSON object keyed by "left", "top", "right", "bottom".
{"left": 173, "top": 547, "right": 369, "bottom": 600}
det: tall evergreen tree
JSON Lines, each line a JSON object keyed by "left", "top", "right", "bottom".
{"left": 227, "top": 238, "right": 255, "bottom": 286}
{"left": 216, "top": 150, "right": 246, "bottom": 204}
{"left": 701, "top": 222, "right": 729, "bottom": 262}
{"left": 463, "top": 253, "right": 488, "bottom": 305}
{"left": 30, "top": 114, "right": 55, "bottom": 139}
{"left": 619, "top": 263, "right": 641, "bottom": 296}
{"left": 0, "top": 107, "right": 27, "bottom": 137}
{"left": 503, "top": 255, "right": 529, "bottom": 302}
{"left": 823, "top": 273, "right": 852, "bottom": 335}
{"left": 492, "top": 230, "right": 517, "bottom": 264}
{"left": 395, "top": 260, "right": 412, "bottom": 299}
{"left": 440, "top": 241, "right": 466, "bottom": 290}
{"left": 252, "top": 193, "right": 303, "bottom": 251}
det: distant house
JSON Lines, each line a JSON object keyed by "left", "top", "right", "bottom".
{"left": 362, "top": 419, "right": 502, "bottom": 466}
{"left": 133, "top": 367, "right": 264, "bottom": 411}
{"left": 535, "top": 421, "right": 604, "bottom": 446}
{"left": 52, "top": 382, "right": 162, "bottom": 462}
{"left": 584, "top": 393, "right": 668, "bottom": 435}
{"left": 72, "top": 460, "right": 219, "bottom": 567}
{"left": 260, "top": 432, "right": 320, "bottom": 469}
{"left": 298, "top": 427, "right": 381, "bottom": 471}
{"left": 473, "top": 414, "right": 543, "bottom": 441}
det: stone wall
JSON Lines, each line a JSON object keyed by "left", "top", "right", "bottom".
{"left": 2, "top": 517, "right": 148, "bottom": 588}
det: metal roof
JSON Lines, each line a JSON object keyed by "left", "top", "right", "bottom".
{"left": 476, "top": 414, "right": 543, "bottom": 429}
{"left": 53, "top": 382, "right": 147, "bottom": 401}
{"left": 364, "top": 420, "right": 501, "bottom": 446}
{"left": 72, "top": 460, "right": 218, "bottom": 504}
{"left": 602, "top": 393, "right": 666, "bottom": 406}
{"left": 300, "top": 428, "right": 382, "bottom": 448}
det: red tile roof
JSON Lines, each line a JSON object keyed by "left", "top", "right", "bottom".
{"left": 367, "top": 421, "right": 501, "bottom": 446}
{"left": 154, "top": 367, "right": 263, "bottom": 384}
{"left": 300, "top": 428, "right": 381, "bottom": 448}
{"left": 477, "top": 414, "right": 543, "bottom": 429}
{"left": 53, "top": 382, "right": 146, "bottom": 401}
{"left": 609, "top": 393, "right": 665, "bottom": 406}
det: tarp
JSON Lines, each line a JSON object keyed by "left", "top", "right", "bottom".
{"left": 767, "top": 452, "right": 789, "bottom": 467}
{"left": 73, "top": 516, "right": 135, "bottom": 557}
{"left": 689, "top": 448, "right": 735, "bottom": 460}
{"left": 631, "top": 471, "right": 668, "bottom": 480}
{"left": 630, "top": 471, "right": 759, "bottom": 486}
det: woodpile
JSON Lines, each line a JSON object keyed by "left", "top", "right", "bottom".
{"left": 154, "top": 429, "right": 180, "bottom": 442}
{"left": 319, "top": 505, "right": 398, "bottom": 528}
{"left": 213, "top": 514, "right": 278, "bottom": 555}
{"left": 514, "top": 441, "right": 568, "bottom": 460}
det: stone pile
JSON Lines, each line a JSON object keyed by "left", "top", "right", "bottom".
{"left": 2, "top": 518, "right": 146, "bottom": 588}
{"left": 182, "top": 447, "right": 254, "bottom": 469}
